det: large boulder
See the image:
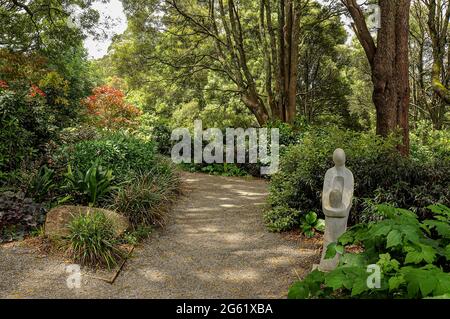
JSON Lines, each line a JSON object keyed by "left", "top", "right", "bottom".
{"left": 45, "top": 205, "right": 129, "bottom": 238}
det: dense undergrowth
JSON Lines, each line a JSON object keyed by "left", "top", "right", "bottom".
{"left": 265, "top": 124, "right": 450, "bottom": 232}
{"left": 0, "top": 80, "right": 181, "bottom": 264}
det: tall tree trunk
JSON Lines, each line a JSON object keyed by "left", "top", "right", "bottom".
{"left": 425, "top": 0, "right": 450, "bottom": 129}
{"left": 342, "top": 0, "right": 411, "bottom": 155}
{"left": 285, "top": 0, "right": 301, "bottom": 124}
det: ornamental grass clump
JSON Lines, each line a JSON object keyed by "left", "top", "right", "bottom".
{"left": 66, "top": 211, "right": 124, "bottom": 269}
{"left": 112, "top": 160, "right": 181, "bottom": 228}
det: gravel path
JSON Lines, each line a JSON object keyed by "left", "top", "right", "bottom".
{"left": 0, "top": 172, "right": 320, "bottom": 299}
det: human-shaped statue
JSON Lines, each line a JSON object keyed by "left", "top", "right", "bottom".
{"left": 318, "top": 148, "right": 354, "bottom": 272}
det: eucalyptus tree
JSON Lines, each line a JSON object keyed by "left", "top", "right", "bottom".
{"left": 341, "top": 0, "right": 412, "bottom": 155}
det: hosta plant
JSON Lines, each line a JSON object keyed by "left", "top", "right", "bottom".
{"left": 288, "top": 204, "right": 450, "bottom": 299}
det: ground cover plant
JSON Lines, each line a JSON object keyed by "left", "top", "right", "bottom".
{"left": 288, "top": 204, "right": 450, "bottom": 299}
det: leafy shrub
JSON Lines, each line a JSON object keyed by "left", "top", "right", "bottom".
{"left": 27, "top": 165, "right": 56, "bottom": 202}
{"left": 65, "top": 211, "right": 124, "bottom": 269}
{"left": 0, "top": 191, "right": 46, "bottom": 242}
{"left": 288, "top": 204, "right": 450, "bottom": 299}
{"left": 111, "top": 159, "right": 181, "bottom": 227}
{"left": 266, "top": 120, "right": 305, "bottom": 148}
{"left": 151, "top": 123, "right": 173, "bottom": 156}
{"left": 263, "top": 206, "right": 301, "bottom": 233}
{"left": 410, "top": 121, "right": 450, "bottom": 164}
{"left": 181, "top": 162, "right": 249, "bottom": 177}
{"left": 0, "top": 89, "right": 54, "bottom": 177}
{"left": 57, "top": 125, "right": 99, "bottom": 145}
{"left": 267, "top": 127, "right": 450, "bottom": 231}
{"left": 54, "top": 131, "right": 156, "bottom": 181}
{"left": 64, "top": 161, "right": 116, "bottom": 206}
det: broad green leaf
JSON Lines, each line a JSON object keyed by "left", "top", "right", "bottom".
{"left": 340, "top": 254, "right": 366, "bottom": 267}
{"left": 386, "top": 229, "right": 402, "bottom": 248}
{"left": 305, "top": 212, "right": 317, "bottom": 224}
{"left": 389, "top": 275, "right": 405, "bottom": 291}
{"left": 351, "top": 279, "right": 369, "bottom": 297}
{"left": 372, "top": 223, "right": 392, "bottom": 237}
{"left": 325, "top": 242, "right": 337, "bottom": 259}
{"left": 423, "top": 220, "right": 450, "bottom": 239}
{"left": 405, "top": 245, "right": 436, "bottom": 264}
{"left": 325, "top": 269, "right": 348, "bottom": 290}
{"left": 445, "top": 244, "right": 450, "bottom": 261}
{"left": 288, "top": 282, "right": 309, "bottom": 299}
{"left": 338, "top": 231, "right": 354, "bottom": 245}
{"left": 419, "top": 276, "right": 437, "bottom": 297}
{"left": 325, "top": 243, "right": 344, "bottom": 259}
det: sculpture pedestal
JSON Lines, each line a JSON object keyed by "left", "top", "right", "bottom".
{"left": 317, "top": 216, "right": 348, "bottom": 272}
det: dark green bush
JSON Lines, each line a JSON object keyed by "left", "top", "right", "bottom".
{"left": 152, "top": 123, "right": 173, "bottom": 156}
{"left": 27, "top": 165, "right": 56, "bottom": 202}
{"left": 266, "top": 127, "right": 450, "bottom": 231}
{"left": 66, "top": 211, "right": 124, "bottom": 269}
{"left": 288, "top": 204, "right": 450, "bottom": 299}
{"left": 181, "top": 162, "right": 249, "bottom": 177}
{"left": 0, "top": 90, "right": 55, "bottom": 179}
{"left": 54, "top": 131, "right": 156, "bottom": 181}
{"left": 263, "top": 206, "right": 300, "bottom": 232}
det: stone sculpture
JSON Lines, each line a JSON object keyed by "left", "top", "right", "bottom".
{"left": 318, "top": 148, "right": 354, "bottom": 272}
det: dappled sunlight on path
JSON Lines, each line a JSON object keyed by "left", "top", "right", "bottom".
{"left": 0, "top": 172, "right": 320, "bottom": 298}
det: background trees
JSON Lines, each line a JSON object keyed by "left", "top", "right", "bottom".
{"left": 113, "top": 0, "right": 346, "bottom": 126}
{"left": 409, "top": 0, "right": 450, "bottom": 130}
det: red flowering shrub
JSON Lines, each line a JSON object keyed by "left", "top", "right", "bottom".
{"left": 84, "top": 86, "right": 142, "bottom": 130}
{"left": 29, "top": 84, "right": 46, "bottom": 98}
{"left": 0, "top": 80, "right": 8, "bottom": 89}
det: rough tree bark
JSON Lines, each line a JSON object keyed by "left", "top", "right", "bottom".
{"left": 342, "top": 0, "right": 411, "bottom": 155}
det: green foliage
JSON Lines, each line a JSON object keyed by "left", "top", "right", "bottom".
{"left": 56, "top": 131, "right": 156, "bottom": 182}
{"left": 300, "top": 212, "right": 325, "bottom": 238}
{"left": 0, "top": 89, "right": 55, "bottom": 178}
{"left": 65, "top": 211, "right": 124, "bottom": 269}
{"left": 122, "top": 225, "right": 153, "bottom": 245}
{"left": 152, "top": 123, "right": 173, "bottom": 156}
{"left": 111, "top": 160, "right": 181, "bottom": 227}
{"left": 288, "top": 205, "right": 450, "bottom": 299}
{"left": 27, "top": 165, "right": 56, "bottom": 202}
{"left": 410, "top": 121, "right": 450, "bottom": 164}
{"left": 182, "top": 162, "right": 249, "bottom": 177}
{"left": 263, "top": 206, "right": 301, "bottom": 233}
{"left": 267, "top": 127, "right": 450, "bottom": 231}
{"left": 64, "top": 160, "right": 116, "bottom": 206}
